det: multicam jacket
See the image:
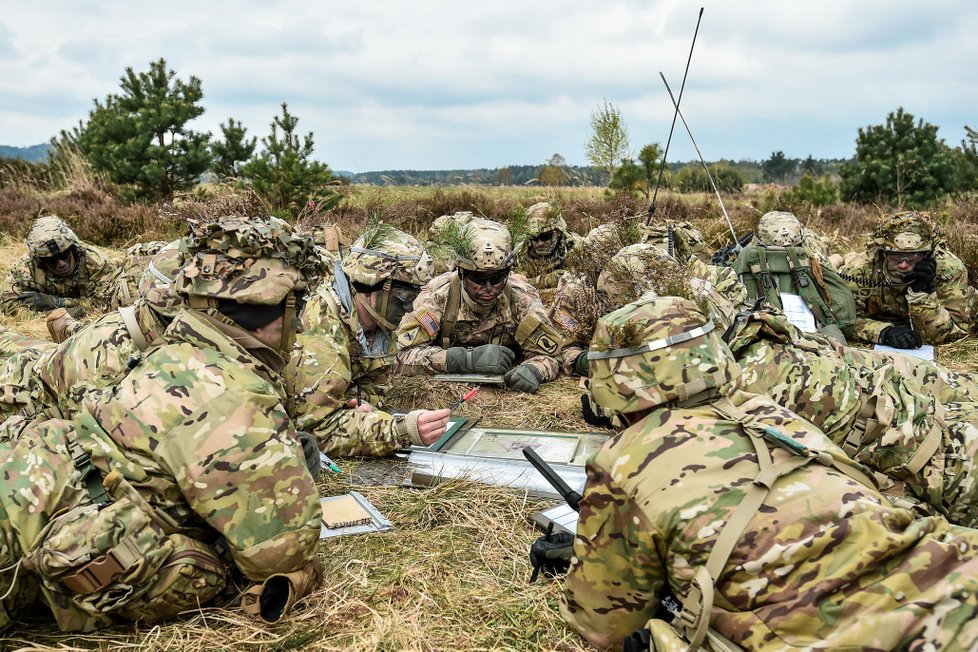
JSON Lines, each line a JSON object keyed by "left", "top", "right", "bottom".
{"left": 0, "top": 307, "right": 321, "bottom": 631}
{"left": 1, "top": 243, "right": 118, "bottom": 314}
{"left": 292, "top": 278, "right": 416, "bottom": 457}
{"left": 728, "top": 307, "right": 978, "bottom": 526}
{"left": 562, "top": 389, "right": 978, "bottom": 650}
{"left": 395, "top": 271, "right": 562, "bottom": 380}
{"left": 518, "top": 231, "right": 583, "bottom": 289}
{"left": 838, "top": 248, "right": 978, "bottom": 344}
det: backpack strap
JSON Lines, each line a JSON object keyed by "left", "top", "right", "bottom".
{"left": 118, "top": 305, "right": 149, "bottom": 352}
{"left": 441, "top": 275, "right": 462, "bottom": 349}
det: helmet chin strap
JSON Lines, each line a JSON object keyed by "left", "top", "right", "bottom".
{"left": 355, "top": 279, "right": 398, "bottom": 331}
{"left": 279, "top": 292, "right": 298, "bottom": 355}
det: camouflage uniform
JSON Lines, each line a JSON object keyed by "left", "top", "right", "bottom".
{"left": 727, "top": 305, "right": 978, "bottom": 525}
{"left": 838, "top": 212, "right": 978, "bottom": 344}
{"left": 396, "top": 219, "right": 564, "bottom": 384}
{"left": 640, "top": 220, "right": 712, "bottom": 263}
{"left": 563, "top": 294, "right": 978, "bottom": 650}
{"left": 0, "top": 244, "right": 185, "bottom": 431}
{"left": 0, "top": 216, "right": 322, "bottom": 632}
{"left": 292, "top": 227, "right": 436, "bottom": 456}
{"left": 517, "top": 202, "right": 582, "bottom": 289}
{"left": 1, "top": 216, "right": 119, "bottom": 316}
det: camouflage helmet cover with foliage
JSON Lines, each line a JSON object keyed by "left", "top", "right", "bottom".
{"left": 587, "top": 294, "right": 740, "bottom": 415}
{"left": 524, "top": 201, "right": 568, "bottom": 238}
{"left": 26, "top": 215, "right": 81, "bottom": 258}
{"left": 342, "top": 225, "right": 434, "bottom": 287}
{"left": 596, "top": 242, "right": 673, "bottom": 297}
{"left": 175, "top": 216, "right": 320, "bottom": 305}
{"left": 455, "top": 218, "right": 516, "bottom": 272}
{"left": 139, "top": 240, "right": 187, "bottom": 318}
{"left": 870, "top": 211, "right": 939, "bottom": 254}
{"left": 756, "top": 211, "right": 804, "bottom": 247}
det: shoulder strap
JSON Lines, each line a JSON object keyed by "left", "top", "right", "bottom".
{"left": 118, "top": 305, "right": 149, "bottom": 352}
{"left": 441, "top": 275, "right": 462, "bottom": 349}
{"left": 76, "top": 248, "right": 90, "bottom": 298}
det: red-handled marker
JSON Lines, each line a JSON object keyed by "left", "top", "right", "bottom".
{"left": 449, "top": 387, "right": 479, "bottom": 411}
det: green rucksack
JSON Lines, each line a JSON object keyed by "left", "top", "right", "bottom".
{"left": 731, "top": 245, "right": 857, "bottom": 341}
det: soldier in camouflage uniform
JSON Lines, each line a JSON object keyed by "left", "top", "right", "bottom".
{"left": 292, "top": 225, "right": 451, "bottom": 456}
{"left": 516, "top": 201, "right": 582, "bottom": 289}
{"left": 640, "top": 219, "right": 712, "bottom": 263}
{"left": 0, "top": 216, "right": 322, "bottom": 632}
{"left": 396, "top": 218, "right": 565, "bottom": 393}
{"left": 562, "top": 293, "right": 978, "bottom": 650}
{"left": 837, "top": 211, "right": 978, "bottom": 347}
{"left": 726, "top": 303, "right": 978, "bottom": 525}
{"left": 109, "top": 240, "right": 169, "bottom": 309}
{"left": 1, "top": 215, "right": 118, "bottom": 317}
{"left": 0, "top": 244, "right": 186, "bottom": 432}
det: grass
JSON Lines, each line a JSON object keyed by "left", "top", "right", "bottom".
{"left": 2, "top": 180, "right": 978, "bottom": 651}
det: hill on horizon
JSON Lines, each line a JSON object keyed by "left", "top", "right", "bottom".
{"left": 0, "top": 143, "right": 50, "bottom": 162}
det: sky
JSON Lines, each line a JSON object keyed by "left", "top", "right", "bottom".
{"left": 1, "top": 0, "right": 976, "bottom": 173}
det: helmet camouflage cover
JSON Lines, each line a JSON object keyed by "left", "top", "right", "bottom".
{"left": 176, "top": 216, "right": 320, "bottom": 305}
{"left": 756, "top": 211, "right": 804, "bottom": 247}
{"left": 456, "top": 218, "right": 516, "bottom": 272}
{"left": 871, "top": 211, "right": 938, "bottom": 254}
{"left": 26, "top": 215, "right": 81, "bottom": 258}
{"left": 139, "top": 240, "right": 187, "bottom": 318}
{"left": 342, "top": 225, "right": 434, "bottom": 287}
{"left": 525, "top": 201, "right": 568, "bottom": 238}
{"left": 587, "top": 294, "right": 740, "bottom": 415}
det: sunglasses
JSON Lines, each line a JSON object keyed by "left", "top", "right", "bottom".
{"left": 38, "top": 249, "right": 73, "bottom": 268}
{"left": 884, "top": 251, "right": 927, "bottom": 265}
{"left": 463, "top": 269, "right": 509, "bottom": 287}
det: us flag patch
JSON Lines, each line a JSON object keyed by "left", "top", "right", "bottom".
{"left": 554, "top": 310, "right": 578, "bottom": 332}
{"left": 417, "top": 309, "right": 440, "bottom": 337}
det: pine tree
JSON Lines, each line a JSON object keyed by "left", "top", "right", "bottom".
{"left": 68, "top": 58, "right": 211, "bottom": 200}
{"left": 240, "top": 103, "right": 333, "bottom": 217}
{"left": 211, "top": 117, "right": 257, "bottom": 179}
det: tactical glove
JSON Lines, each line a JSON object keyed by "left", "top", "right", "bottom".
{"left": 903, "top": 257, "right": 937, "bottom": 293}
{"left": 504, "top": 364, "right": 542, "bottom": 393}
{"left": 297, "top": 431, "right": 321, "bottom": 477}
{"left": 529, "top": 531, "right": 575, "bottom": 580}
{"left": 17, "top": 291, "right": 65, "bottom": 311}
{"left": 240, "top": 559, "right": 323, "bottom": 623}
{"left": 572, "top": 351, "right": 589, "bottom": 377}
{"left": 445, "top": 344, "right": 516, "bottom": 374}
{"left": 880, "top": 325, "right": 923, "bottom": 349}
{"left": 581, "top": 393, "right": 614, "bottom": 429}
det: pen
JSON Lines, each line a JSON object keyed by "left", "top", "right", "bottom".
{"left": 319, "top": 452, "right": 341, "bottom": 474}
{"left": 449, "top": 387, "right": 479, "bottom": 411}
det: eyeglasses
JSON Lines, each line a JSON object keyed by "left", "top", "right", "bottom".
{"left": 38, "top": 249, "right": 73, "bottom": 268}
{"left": 463, "top": 269, "right": 509, "bottom": 287}
{"left": 531, "top": 231, "right": 557, "bottom": 243}
{"left": 884, "top": 251, "right": 928, "bottom": 265}
{"left": 389, "top": 281, "right": 420, "bottom": 306}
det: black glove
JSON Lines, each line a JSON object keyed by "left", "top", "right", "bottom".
{"left": 581, "top": 393, "right": 614, "bottom": 429}
{"left": 529, "top": 531, "right": 575, "bottom": 581}
{"left": 903, "top": 257, "right": 937, "bottom": 293}
{"left": 297, "top": 431, "right": 321, "bottom": 477}
{"left": 504, "top": 364, "right": 542, "bottom": 393}
{"left": 572, "top": 351, "right": 589, "bottom": 377}
{"left": 879, "top": 325, "right": 923, "bottom": 349}
{"left": 17, "top": 291, "right": 65, "bottom": 311}
{"left": 445, "top": 344, "right": 516, "bottom": 374}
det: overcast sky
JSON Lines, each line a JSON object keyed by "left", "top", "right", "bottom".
{"left": 1, "top": 1, "right": 976, "bottom": 172}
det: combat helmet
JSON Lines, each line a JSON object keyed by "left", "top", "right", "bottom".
{"left": 455, "top": 218, "right": 516, "bottom": 272}
{"left": 755, "top": 211, "right": 804, "bottom": 247}
{"left": 596, "top": 243, "right": 673, "bottom": 300}
{"left": 138, "top": 240, "right": 187, "bottom": 319}
{"left": 26, "top": 215, "right": 81, "bottom": 259}
{"left": 175, "top": 216, "right": 321, "bottom": 355}
{"left": 587, "top": 294, "right": 740, "bottom": 417}
{"left": 524, "top": 202, "right": 568, "bottom": 258}
{"left": 341, "top": 224, "right": 434, "bottom": 330}
{"left": 871, "top": 212, "right": 938, "bottom": 255}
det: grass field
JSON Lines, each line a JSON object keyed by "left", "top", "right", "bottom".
{"left": 1, "top": 181, "right": 978, "bottom": 651}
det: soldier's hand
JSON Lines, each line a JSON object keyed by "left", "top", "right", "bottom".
{"left": 417, "top": 408, "right": 451, "bottom": 445}
{"left": 296, "top": 431, "right": 321, "bottom": 477}
{"left": 572, "top": 351, "right": 589, "bottom": 377}
{"left": 903, "top": 257, "right": 937, "bottom": 293}
{"left": 580, "top": 393, "right": 614, "bottom": 428}
{"left": 446, "top": 344, "right": 516, "bottom": 374}
{"left": 879, "top": 325, "right": 923, "bottom": 349}
{"left": 344, "top": 398, "right": 375, "bottom": 413}
{"left": 504, "top": 364, "right": 542, "bottom": 393}
{"left": 17, "top": 291, "right": 65, "bottom": 311}
{"left": 529, "top": 531, "right": 575, "bottom": 580}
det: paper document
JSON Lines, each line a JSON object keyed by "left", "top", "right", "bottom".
{"left": 779, "top": 293, "right": 817, "bottom": 332}
{"left": 874, "top": 343, "right": 935, "bottom": 362}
